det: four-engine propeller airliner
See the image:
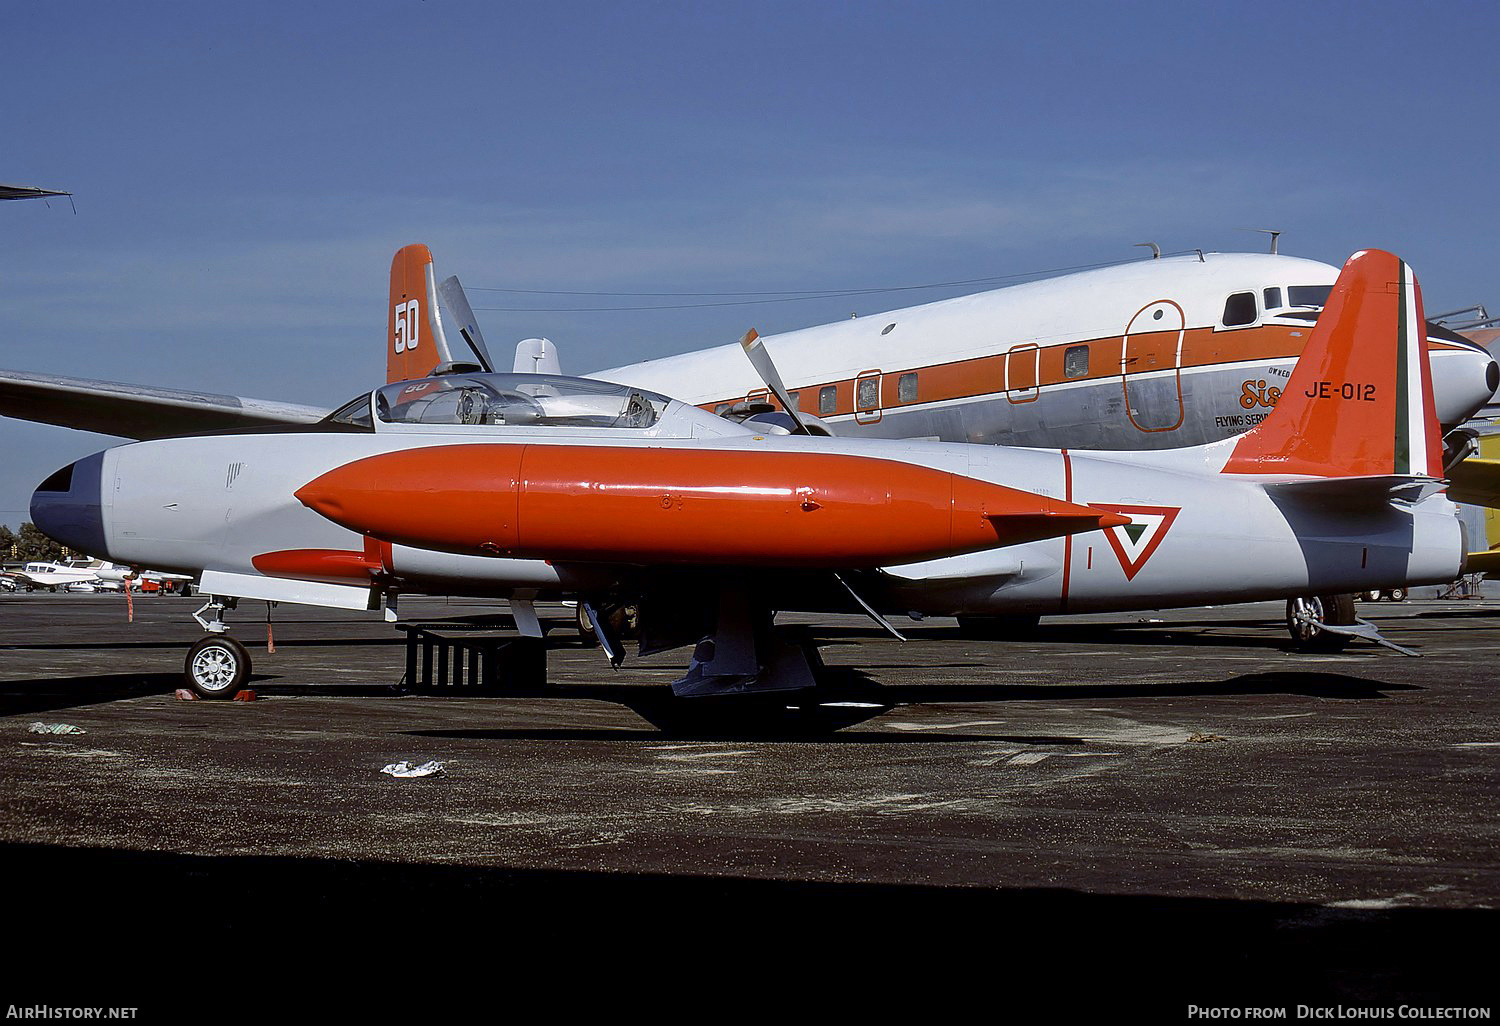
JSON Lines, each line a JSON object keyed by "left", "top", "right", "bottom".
{"left": 26, "top": 250, "right": 1465, "bottom": 714}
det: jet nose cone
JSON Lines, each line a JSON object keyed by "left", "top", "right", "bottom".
{"left": 29, "top": 451, "right": 107, "bottom": 557}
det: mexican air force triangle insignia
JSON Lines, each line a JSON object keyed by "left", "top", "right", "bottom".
{"left": 1091, "top": 504, "right": 1180, "bottom": 581}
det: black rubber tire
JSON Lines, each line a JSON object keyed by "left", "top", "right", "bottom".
{"left": 1386, "top": 588, "right": 1407, "bottom": 602}
{"left": 184, "top": 635, "right": 252, "bottom": 699}
{"left": 956, "top": 614, "right": 1042, "bottom": 640}
{"left": 1286, "top": 594, "right": 1357, "bottom": 652}
{"left": 575, "top": 604, "right": 600, "bottom": 648}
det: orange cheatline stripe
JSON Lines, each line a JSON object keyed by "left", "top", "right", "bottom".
{"left": 702, "top": 323, "right": 1316, "bottom": 419}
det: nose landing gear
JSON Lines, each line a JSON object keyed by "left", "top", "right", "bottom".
{"left": 184, "top": 634, "right": 252, "bottom": 698}
{"left": 184, "top": 596, "right": 251, "bottom": 698}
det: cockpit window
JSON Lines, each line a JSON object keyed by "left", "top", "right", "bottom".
{"left": 1263, "top": 287, "right": 1282, "bottom": 311}
{"left": 324, "top": 394, "right": 374, "bottom": 429}
{"left": 373, "top": 373, "right": 669, "bottom": 429}
{"left": 1222, "top": 292, "right": 1258, "bottom": 327}
{"left": 1288, "top": 285, "right": 1332, "bottom": 308}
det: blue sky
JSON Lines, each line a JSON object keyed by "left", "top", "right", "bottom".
{"left": 3, "top": 0, "right": 1499, "bottom": 528}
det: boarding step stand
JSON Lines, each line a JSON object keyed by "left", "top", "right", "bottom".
{"left": 1291, "top": 610, "right": 1421, "bottom": 657}
{"left": 397, "top": 620, "right": 547, "bottom": 694}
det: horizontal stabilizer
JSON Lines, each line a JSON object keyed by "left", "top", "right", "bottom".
{"left": 1446, "top": 457, "right": 1500, "bottom": 508}
{"left": 1264, "top": 474, "right": 1447, "bottom": 509}
{"left": 0, "top": 368, "right": 329, "bottom": 440}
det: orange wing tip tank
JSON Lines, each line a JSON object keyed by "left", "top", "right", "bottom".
{"left": 294, "top": 444, "right": 1122, "bottom": 567}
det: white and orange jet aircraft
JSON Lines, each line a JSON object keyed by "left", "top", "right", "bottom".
{"left": 26, "top": 249, "right": 1465, "bottom": 717}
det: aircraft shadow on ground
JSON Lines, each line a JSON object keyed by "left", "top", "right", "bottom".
{"left": 0, "top": 841, "right": 1490, "bottom": 1010}
{"left": 0, "top": 672, "right": 181, "bottom": 716}
{"left": 402, "top": 726, "right": 1089, "bottom": 745}
{"left": 399, "top": 669, "right": 1417, "bottom": 740}
{"left": 0, "top": 636, "right": 407, "bottom": 652}
{"left": 1413, "top": 607, "right": 1500, "bottom": 620}
{"left": 808, "top": 621, "right": 1356, "bottom": 653}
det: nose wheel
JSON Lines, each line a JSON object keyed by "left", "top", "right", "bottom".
{"left": 184, "top": 635, "right": 252, "bottom": 698}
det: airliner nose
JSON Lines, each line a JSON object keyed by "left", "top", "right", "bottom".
{"left": 29, "top": 451, "right": 107, "bottom": 557}
{"left": 1430, "top": 342, "right": 1500, "bottom": 427}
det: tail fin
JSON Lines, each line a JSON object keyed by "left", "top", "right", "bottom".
{"left": 1222, "top": 249, "right": 1441, "bottom": 479}
{"left": 387, "top": 244, "right": 456, "bottom": 384}
{"left": 513, "top": 338, "right": 561, "bottom": 374}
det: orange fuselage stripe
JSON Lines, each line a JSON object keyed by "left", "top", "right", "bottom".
{"left": 703, "top": 324, "right": 1467, "bottom": 420}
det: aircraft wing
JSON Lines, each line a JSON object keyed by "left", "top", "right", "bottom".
{"left": 1446, "top": 457, "right": 1500, "bottom": 509}
{"left": 0, "top": 184, "right": 71, "bottom": 201}
{"left": 1465, "top": 549, "right": 1500, "bottom": 575}
{"left": 0, "top": 368, "right": 330, "bottom": 440}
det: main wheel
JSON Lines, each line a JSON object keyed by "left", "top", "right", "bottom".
{"left": 1285, "top": 594, "right": 1356, "bottom": 652}
{"left": 184, "top": 635, "right": 252, "bottom": 698}
{"left": 575, "top": 604, "right": 601, "bottom": 647}
{"left": 1386, "top": 587, "right": 1407, "bottom": 602}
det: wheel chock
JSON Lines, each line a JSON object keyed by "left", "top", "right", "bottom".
{"left": 232, "top": 690, "right": 258, "bottom": 702}
{"left": 175, "top": 689, "right": 199, "bottom": 701}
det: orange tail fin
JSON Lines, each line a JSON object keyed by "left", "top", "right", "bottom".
{"left": 387, "top": 244, "right": 455, "bottom": 384}
{"left": 1222, "top": 249, "right": 1441, "bottom": 479}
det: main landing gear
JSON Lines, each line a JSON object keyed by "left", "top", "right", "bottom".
{"left": 1285, "top": 594, "right": 1357, "bottom": 652}
{"left": 182, "top": 596, "right": 251, "bottom": 699}
{"left": 1286, "top": 592, "right": 1421, "bottom": 656}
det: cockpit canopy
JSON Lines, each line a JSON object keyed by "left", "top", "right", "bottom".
{"left": 1222, "top": 283, "right": 1335, "bottom": 327}
{"left": 325, "top": 373, "right": 674, "bottom": 431}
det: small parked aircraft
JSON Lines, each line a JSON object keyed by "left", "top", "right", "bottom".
{"left": 9, "top": 557, "right": 112, "bottom": 591}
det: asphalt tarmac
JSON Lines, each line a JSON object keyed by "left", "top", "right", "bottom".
{"left": 1, "top": 592, "right": 1494, "bottom": 1015}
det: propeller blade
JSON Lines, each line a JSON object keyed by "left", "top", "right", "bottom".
{"left": 438, "top": 275, "right": 496, "bottom": 373}
{"left": 738, "top": 329, "right": 810, "bottom": 434}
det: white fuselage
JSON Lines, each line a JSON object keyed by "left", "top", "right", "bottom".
{"left": 72, "top": 406, "right": 1463, "bottom": 619}
{"left": 594, "top": 253, "right": 1495, "bottom": 449}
